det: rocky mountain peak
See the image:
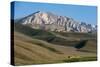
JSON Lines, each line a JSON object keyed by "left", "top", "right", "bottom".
{"left": 17, "top": 11, "right": 97, "bottom": 33}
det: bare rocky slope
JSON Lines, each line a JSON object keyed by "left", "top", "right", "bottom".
{"left": 16, "top": 11, "right": 97, "bottom": 33}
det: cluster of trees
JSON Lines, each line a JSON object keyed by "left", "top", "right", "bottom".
{"left": 74, "top": 40, "right": 88, "bottom": 50}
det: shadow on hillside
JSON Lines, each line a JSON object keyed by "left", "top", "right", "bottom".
{"left": 77, "top": 49, "right": 96, "bottom": 53}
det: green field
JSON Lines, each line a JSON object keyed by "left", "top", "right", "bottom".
{"left": 14, "top": 23, "right": 97, "bottom": 65}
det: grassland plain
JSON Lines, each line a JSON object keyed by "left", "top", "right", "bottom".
{"left": 14, "top": 23, "right": 97, "bottom": 65}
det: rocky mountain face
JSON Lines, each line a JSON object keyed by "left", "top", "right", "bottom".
{"left": 17, "top": 11, "right": 97, "bottom": 33}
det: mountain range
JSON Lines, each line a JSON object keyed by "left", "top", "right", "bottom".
{"left": 16, "top": 11, "right": 97, "bottom": 33}
{"left": 13, "top": 11, "right": 97, "bottom": 65}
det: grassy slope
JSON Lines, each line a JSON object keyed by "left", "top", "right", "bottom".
{"left": 14, "top": 31, "right": 97, "bottom": 65}
{"left": 14, "top": 23, "right": 97, "bottom": 65}
{"left": 14, "top": 23, "right": 79, "bottom": 46}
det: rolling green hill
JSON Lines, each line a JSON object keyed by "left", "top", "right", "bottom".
{"left": 14, "top": 23, "right": 79, "bottom": 46}
{"left": 14, "top": 23, "right": 97, "bottom": 65}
